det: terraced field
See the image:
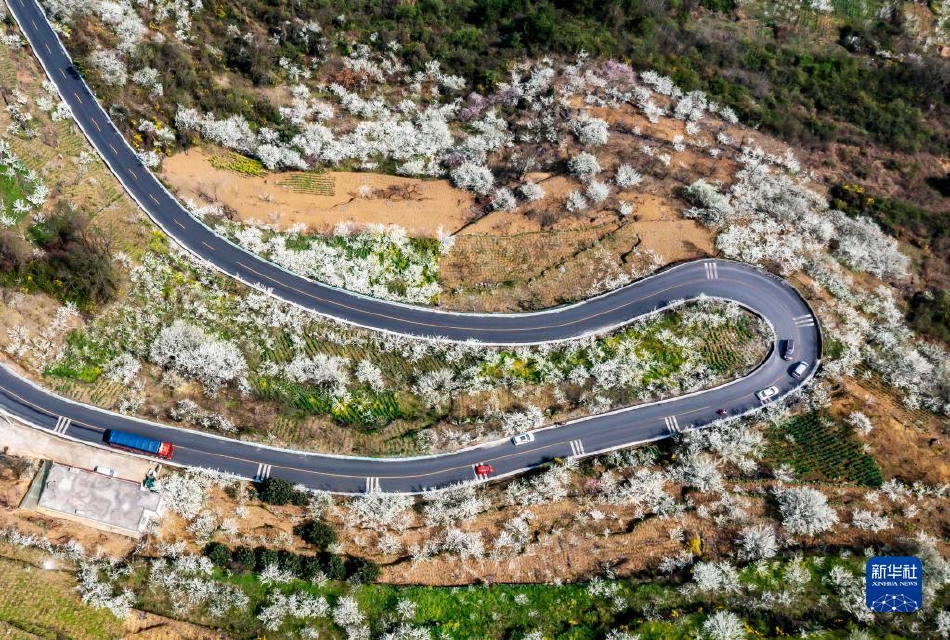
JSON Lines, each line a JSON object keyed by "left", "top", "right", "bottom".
{"left": 276, "top": 171, "right": 336, "bottom": 196}
{"left": 0, "top": 543, "right": 124, "bottom": 640}
{"left": 764, "top": 410, "right": 884, "bottom": 487}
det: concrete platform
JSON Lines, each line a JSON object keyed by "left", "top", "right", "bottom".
{"left": 36, "top": 463, "right": 163, "bottom": 537}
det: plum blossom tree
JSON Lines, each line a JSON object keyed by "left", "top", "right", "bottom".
{"left": 355, "top": 360, "right": 385, "bottom": 391}
{"left": 450, "top": 162, "right": 494, "bottom": 195}
{"left": 847, "top": 411, "right": 874, "bottom": 436}
{"left": 76, "top": 560, "right": 135, "bottom": 618}
{"left": 851, "top": 509, "right": 890, "bottom": 532}
{"left": 284, "top": 353, "right": 350, "bottom": 397}
{"left": 566, "top": 190, "right": 588, "bottom": 212}
{"left": 684, "top": 179, "right": 733, "bottom": 225}
{"left": 571, "top": 115, "right": 610, "bottom": 146}
{"left": 735, "top": 524, "right": 778, "bottom": 560}
{"left": 150, "top": 321, "right": 247, "bottom": 396}
{"left": 702, "top": 611, "right": 746, "bottom": 640}
{"left": 104, "top": 352, "right": 140, "bottom": 384}
{"left": 519, "top": 181, "right": 545, "bottom": 202}
{"left": 832, "top": 213, "right": 909, "bottom": 279}
{"left": 569, "top": 152, "right": 601, "bottom": 181}
{"left": 585, "top": 180, "right": 610, "bottom": 204}
{"left": 492, "top": 187, "right": 517, "bottom": 211}
{"left": 689, "top": 561, "right": 741, "bottom": 594}
{"left": 90, "top": 49, "right": 127, "bottom": 87}
{"left": 614, "top": 164, "right": 643, "bottom": 189}
{"left": 131, "top": 67, "right": 163, "bottom": 98}
{"left": 775, "top": 486, "right": 839, "bottom": 536}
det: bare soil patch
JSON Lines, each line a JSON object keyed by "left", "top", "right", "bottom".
{"left": 160, "top": 147, "right": 475, "bottom": 235}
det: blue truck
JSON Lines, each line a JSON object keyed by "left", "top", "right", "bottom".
{"left": 103, "top": 429, "right": 174, "bottom": 459}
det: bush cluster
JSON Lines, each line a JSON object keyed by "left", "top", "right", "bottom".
{"left": 257, "top": 477, "right": 310, "bottom": 506}
{"left": 203, "top": 541, "right": 380, "bottom": 583}
{"left": 0, "top": 203, "right": 117, "bottom": 308}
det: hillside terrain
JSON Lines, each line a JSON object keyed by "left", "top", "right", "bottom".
{"left": 0, "top": 0, "right": 946, "bottom": 639}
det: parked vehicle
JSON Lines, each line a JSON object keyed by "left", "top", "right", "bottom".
{"left": 791, "top": 361, "right": 810, "bottom": 378}
{"left": 103, "top": 429, "right": 174, "bottom": 459}
{"left": 756, "top": 386, "right": 779, "bottom": 402}
{"left": 716, "top": 409, "right": 728, "bottom": 416}
{"left": 474, "top": 463, "right": 494, "bottom": 476}
{"left": 782, "top": 339, "right": 795, "bottom": 361}
{"left": 511, "top": 432, "right": 535, "bottom": 445}
{"left": 94, "top": 466, "right": 118, "bottom": 477}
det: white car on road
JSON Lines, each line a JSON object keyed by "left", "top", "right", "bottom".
{"left": 756, "top": 386, "right": 779, "bottom": 403}
{"left": 511, "top": 433, "right": 535, "bottom": 446}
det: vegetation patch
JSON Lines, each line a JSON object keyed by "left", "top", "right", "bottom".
{"left": 254, "top": 377, "right": 407, "bottom": 427}
{"left": 830, "top": 182, "right": 949, "bottom": 248}
{"left": 0, "top": 203, "right": 117, "bottom": 309}
{"left": 208, "top": 151, "right": 267, "bottom": 177}
{"left": 0, "top": 543, "right": 124, "bottom": 639}
{"left": 276, "top": 171, "right": 336, "bottom": 196}
{"left": 764, "top": 410, "right": 884, "bottom": 487}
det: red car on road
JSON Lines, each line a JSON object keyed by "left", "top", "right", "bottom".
{"left": 475, "top": 464, "right": 494, "bottom": 476}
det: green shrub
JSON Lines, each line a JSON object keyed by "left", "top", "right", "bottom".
{"left": 908, "top": 290, "right": 950, "bottom": 344}
{"left": 324, "top": 554, "right": 346, "bottom": 581}
{"left": 258, "top": 476, "right": 294, "bottom": 505}
{"left": 294, "top": 519, "right": 337, "bottom": 551}
{"left": 277, "top": 550, "right": 302, "bottom": 576}
{"left": 232, "top": 546, "right": 256, "bottom": 570}
{"left": 0, "top": 204, "right": 118, "bottom": 309}
{"left": 255, "top": 547, "right": 280, "bottom": 571}
{"left": 300, "top": 555, "right": 324, "bottom": 580}
{"left": 204, "top": 542, "right": 231, "bottom": 566}
{"left": 348, "top": 557, "right": 381, "bottom": 583}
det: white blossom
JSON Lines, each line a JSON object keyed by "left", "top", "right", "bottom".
{"left": 775, "top": 486, "right": 839, "bottom": 536}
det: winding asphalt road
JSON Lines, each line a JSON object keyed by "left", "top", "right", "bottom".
{"left": 0, "top": 0, "right": 821, "bottom": 493}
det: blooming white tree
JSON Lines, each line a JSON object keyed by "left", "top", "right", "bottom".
{"left": 90, "top": 49, "right": 127, "bottom": 87}
{"left": 735, "top": 524, "right": 778, "bottom": 561}
{"left": 492, "top": 187, "right": 517, "bottom": 211}
{"left": 690, "top": 561, "right": 741, "bottom": 594}
{"left": 847, "top": 411, "right": 874, "bottom": 436}
{"left": 150, "top": 321, "right": 248, "bottom": 396}
{"left": 586, "top": 180, "right": 610, "bottom": 204}
{"left": 571, "top": 115, "right": 610, "bottom": 146}
{"left": 614, "top": 164, "right": 643, "bottom": 189}
{"left": 775, "top": 486, "right": 839, "bottom": 536}
{"left": 450, "top": 162, "right": 494, "bottom": 195}
{"left": 284, "top": 353, "right": 350, "bottom": 396}
{"left": 684, "top": 179, "right": 733, "bottom": 225}
{"left": 519, "top": 181, "right": 545, "bottom": 202}
{"left": 355, "top": 359, "right": 386, "bottom": 391}
{"left": 131, "top": 67, "right": 163, "bottom": 98}
{"left": 851, "top": 509, "right": 890, "bottom": 532}
{"left": 566, "top": 190, "right": 588, "bottom": 212}
{"left": 702, "top": 611, "right": 746, "bottom": 640}
{"left": 833, "top": 213, "right": 909, "bottom": 279}
{"left": 936, "top": 610, "right": 950, "bottom": 638}
{"left": 569, "top": 152, "right": 601, "bottom": 181}
{"left": 104, "top": 353, "right": 140, "bottom": 384}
